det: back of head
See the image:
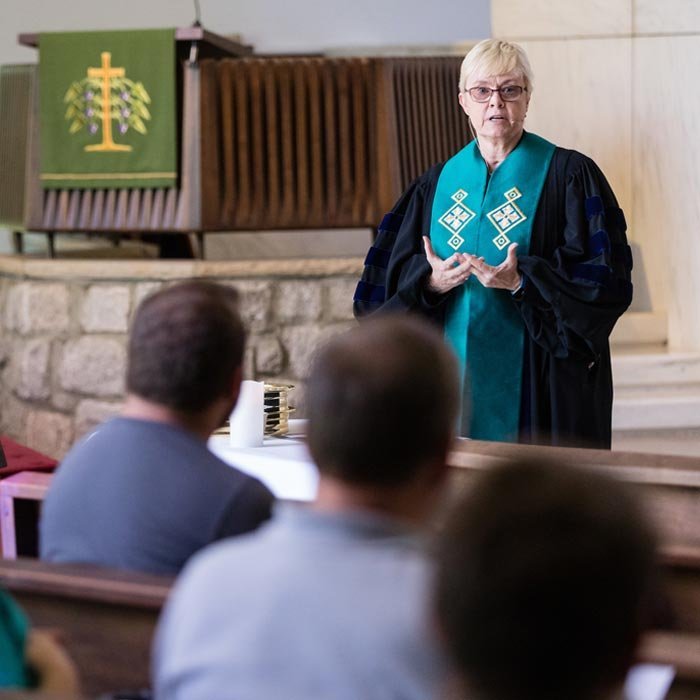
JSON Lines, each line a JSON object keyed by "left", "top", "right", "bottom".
{"left": 459, "top": 38, "right": 534, "bottom": 93}
{"left": 127, "top": 280, "right": 245, "bottom": 414}
{"left": 435, "top": 460, "right": 657, "bottom": 700}
{"left": 306, "top": 315, "right": 460, "bottom": 486}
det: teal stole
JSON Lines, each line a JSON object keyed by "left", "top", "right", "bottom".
{"left": 430, "top": 132, "right": 555, "bottom": 441}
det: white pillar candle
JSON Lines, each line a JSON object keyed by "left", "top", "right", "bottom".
{"left": 229, "top": 380, "right": 265, "bottom": 448}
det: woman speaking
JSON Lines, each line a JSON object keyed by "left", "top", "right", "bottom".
{"left": 354, "top": 39, "right": 632, "bottom": 448}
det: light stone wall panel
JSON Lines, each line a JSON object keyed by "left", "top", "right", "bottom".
{"left": 492, "top": 0, "right": 631, "bottom": 39}
{"left": 633, "top": 36, "right": 700, "bottom": 349}
{"left": 634, "top": 0, "right": 700, "bottom": 34}
{"left": 518, "top": 38, "right": 633, "bottom": 231}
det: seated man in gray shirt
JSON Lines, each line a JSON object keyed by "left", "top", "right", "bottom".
{"left": 40, "top": 281, "right": 273, "bottom": 576}
{"left": 153, "top": 315, "right": 461, "bottom": 700}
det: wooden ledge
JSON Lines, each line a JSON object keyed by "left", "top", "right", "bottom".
{"left": 0, "top": 255, "right": 364, "bottom": 282}
{"left": 0, "top": 557, "right": 171, "bottom": 608}
{"left": 448, "top": 439, "right": 700, "bottom": 488}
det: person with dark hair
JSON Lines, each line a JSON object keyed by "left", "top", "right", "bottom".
{"left": 435, "top": 460, "right": 657, "bottom": 700}
{"left": 153, "top": 315, "right": 460, "bottom": 700}
{"left": 40, "top": 281, "right": 273, "bottom": 575}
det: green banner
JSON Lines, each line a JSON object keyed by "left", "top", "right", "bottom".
{"left": 39, "top": 28, "right": 177, "bottom": 189}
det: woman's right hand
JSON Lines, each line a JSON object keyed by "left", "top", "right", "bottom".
{"left": 423, "top": 236, "right": 476, "bottom": 295}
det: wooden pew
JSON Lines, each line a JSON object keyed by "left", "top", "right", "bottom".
{"left": 447, "top": 440, "right": 700, "bottom": 549}
{"left": 658, "top": 545, "right": 700, "bottom": 635}
{"left": 446, "top": 442, "right": 700, "bottom": 698}
{"left": 0, "top": 558, "right": 171, "bottom": 697}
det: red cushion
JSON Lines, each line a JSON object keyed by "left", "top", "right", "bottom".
{"left": 0, "top": 436, "right": 57, "bottom": 479}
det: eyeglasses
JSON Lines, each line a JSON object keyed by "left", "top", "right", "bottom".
{"left": 466, "top": 85, "right": 526, "bottom": 102}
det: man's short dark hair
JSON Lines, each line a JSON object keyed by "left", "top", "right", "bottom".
{"left": 306, "top": 315, "right": 460, "bottom": 486}
{"left": 435, "top": 460, "right": 657, "bottom": 700}
{"left": 127, "top": 281, "right": 245, "bottom": 413}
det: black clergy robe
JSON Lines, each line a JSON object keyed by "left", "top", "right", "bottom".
{"left": 354, "top": 147, "right": 633, "bottom": 449}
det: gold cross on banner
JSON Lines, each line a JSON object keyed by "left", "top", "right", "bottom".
{"left": 85, "top": 52, "right": 131, "bottom": 152}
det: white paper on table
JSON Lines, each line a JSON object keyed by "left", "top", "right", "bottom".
{"left": 623, "top": 663, "right": 675, "bottom": 700}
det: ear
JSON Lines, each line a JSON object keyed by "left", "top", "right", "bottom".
{"left": 458, "top": 91, "right": 469, "bottom": 118}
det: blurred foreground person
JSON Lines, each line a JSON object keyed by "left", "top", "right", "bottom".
{"left": 154, "top": 315, "right": 460, "bottom": 700}
{"left": 435, "top": 460, "right": 657, "bottom": 700}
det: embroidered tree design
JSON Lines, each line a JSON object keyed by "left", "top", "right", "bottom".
{"left": 63, "top": 52, "right": 152, "bottom": 152}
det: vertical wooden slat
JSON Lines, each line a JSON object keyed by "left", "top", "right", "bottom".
{"left": 263, "top": 61, "right": 281, "bottom": 228}
{"left": 139, "top": 190, "right": 153, "bottom": 231}
{"left": 219, "top": 60, "right": 237, "bottom": 227}
{"left": 422, "top": 60, "right": 438, "bottom": 172}
{"left": 278, "top": 61, "right": 296, "bottom": 228}
{"left": 199, "top": 59, "right": 221, "bottom": 230}
{"left": 363, "top": 59, "right": 379, "bottom": 223}
{"left": 89, "top": 190, "right": 104, "bottom": 231}
{"left": 102, "top": 189, "right": 116, "bottom": 230}
{"left": 150, "top": 189, "right": 164, "bottom": 231}
{"left": 248, "top": 60, "right": 266, "bottom": 229}
{"left": 66, "top": 190, "right": 80, "bottom": 229}
{"left": 372, "top": 60, "right": 400, "bottom": 216}
{"left": 54, "top": 191, "right": 69, "bottom": 229}
{"left": 114, "top": 189, "right": 128, "bottom": 230}
{"left": 126, "top": 189, "right": 140, "bottom": 230}
{"left": 336, "top": 60, "right": 354, "bottom": 225}
{"left": 78, "top": 190, "right": 92, "bottom": 230}
{"left": 307, "top": 60, "right": 324, "bottom": 228}
{"left": 162, "top": 188, "right": 177, "bottom": 229}
{"left": 292, "top": 61, "right": 309, "bottom": 226}
{"left": 396, "top": 62, "right": 413, "bottom": 188}
{"left": 350, "top": 59, "right": 367, "bottom": 224}
{"left": 321, "top": 61, "right": 338, "bottom": 224}
{"left": 233, "top": 60, "right": 252, "bottom": 227}
{"left": 437, "top": 60, "right": 452, "bottom": 160}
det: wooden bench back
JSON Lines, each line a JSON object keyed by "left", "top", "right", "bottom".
{"left": 0, "top": 558, "right": 171, "bottom": 697}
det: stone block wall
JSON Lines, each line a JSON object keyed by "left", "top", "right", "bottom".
{"left": 0, "top": 256, "right": 362, "bottom": 459}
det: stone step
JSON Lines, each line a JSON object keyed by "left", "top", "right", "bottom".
{"left": 613, "top": 394, "right": 700, "bottom": 431}
{"left": 612, "top": 428, "right": 700, "bottom": 457}
{"left": 612, "top": 350, "right": 700, "bottom": 388}
{"left": 611, "top": 345, "right": 700, "bottom": 432}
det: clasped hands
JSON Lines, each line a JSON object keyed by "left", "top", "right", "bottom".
{"left": 422, "top": 236, "right": 522, "bottom": 294}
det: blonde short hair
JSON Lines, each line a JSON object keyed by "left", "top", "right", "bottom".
{"left": 458, "top": 39, "right": 534, "bottom": 94}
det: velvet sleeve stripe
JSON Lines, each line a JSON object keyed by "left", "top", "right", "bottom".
{"left": 363, "top": 246, "right": 391, "bottom": 269}
{"left": 353, "top": 280, "right": 386, "bottom": 304}
{"left": 585, "top": 195, "right": 604, "bottom": 220}
{"left": 379, "top": 212, "right": 404, "bottom": 233}
{"left": 588, "top": 229, "right": 611, "bottom": 256}
{"left": 358, "top": 264, "right": 387, "bottom": 288}
{"left": 570, "top": 262, "right": 612, "bottom": 286}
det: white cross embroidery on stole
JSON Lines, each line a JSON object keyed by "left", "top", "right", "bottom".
{"left": 487, "top": 187, "right": 527, "bottom": 250}
{"left": 438, "top": 189, "right": 475, "bottom": 250}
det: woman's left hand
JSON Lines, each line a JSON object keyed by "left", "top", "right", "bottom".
{"left": 469, "top": 242, "right": 522, "bottom": 291}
